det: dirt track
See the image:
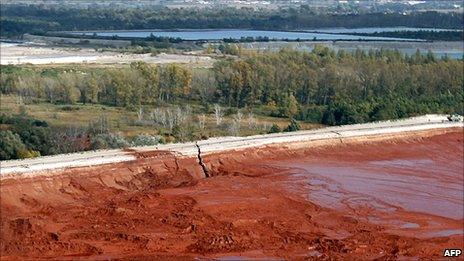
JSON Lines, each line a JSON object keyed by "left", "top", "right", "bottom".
{"left": 2, "top": 114, "right": 460, "bottom": 176}
{"left": 1, "top": 127, "right": 463, "bottom": 260}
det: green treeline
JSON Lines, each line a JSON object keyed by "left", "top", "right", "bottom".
{"left": 213, "top": 48, "right": 463, "bottom": 124}
{"left": 1, "top": 63, "right": 193, "bottom": 109}
{"left": 1, "top": 47, "right": 463, "bottom": 126}
{"left": 351, "top": 30, "right": 464, "bottom": 41}
{"left": 1, "top": 4, "right": 462, "bottom": 37}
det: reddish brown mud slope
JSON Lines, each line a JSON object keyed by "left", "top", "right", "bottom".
{"left": 1, "top": 128, "right": 463, "bottom": 260}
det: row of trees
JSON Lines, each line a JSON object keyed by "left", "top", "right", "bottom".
{"left": 212, "top": 47, "right": 463, "bottom": 124}
{"left": 1, "top": 63, "right": 193, "bottom": 109}
{"left": 2, "top": 4, "right": 462, "bottom": 37}
{"left": 1, "top": 47, "right": 463, "bottom": 126}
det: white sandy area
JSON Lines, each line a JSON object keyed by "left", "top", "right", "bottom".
{"left": 0, "top": 43, "right": 213, "bottom": 66}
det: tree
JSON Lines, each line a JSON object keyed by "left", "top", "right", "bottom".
{"left": 57, "top": 74, "right": 80, "bottom": 104}
{"left": 43, "top": 77, "right": 58, "bottom": 104}
{"left": 214, "top": 104, "right": 224, "bottom": 126}
{"left": 131, "top": 61, "right": 159, "bottom": 104}
{"left": 85, "top": 73, "right": 101, "bottom": 103}
{"left": 285, "top": 93, "right": 299, "bottom": 117}
{"left": 370, "top": 103, "right": 398, "bottom": 121}
{"left": 192, "top": 70, "right": 216, "bottom": 105}
{"left": 158, "top": 64, "right": 192, "bottom": 101}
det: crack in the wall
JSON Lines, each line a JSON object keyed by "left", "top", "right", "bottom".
{"left": 195, "top": 142, "right": 210, "bottom": 178}
{"left": 331, "top": 131, "right": 343, "bottom": 143}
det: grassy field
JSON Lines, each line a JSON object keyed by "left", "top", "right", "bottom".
{"left": 1, "top": 94, "right": 322, "bottom": 139}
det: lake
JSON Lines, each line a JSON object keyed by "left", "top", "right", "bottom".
{"left": 239, "top": 41, "right": 464, "bottom": 60}
{"left": 71, "top": 29, "right": 425, "bottom": 41}
{"left": 311, "top": 27, "right": 462, "bottom": 33}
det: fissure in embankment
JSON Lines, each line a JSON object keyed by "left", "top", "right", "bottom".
{"left": 195, "top": 142, "right": 210, "bottom": 178}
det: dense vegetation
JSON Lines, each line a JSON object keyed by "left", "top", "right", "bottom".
{"left": 213, "top": 47, "right": 463, "bottom": 125}
{"left": 351, "top": 30, "right": 464, "bottom": 41}
{"left": 1, "top": 4, "right": 463, "bottom": 37}
{"left": 1, "top": 47, "right": 462, "bottom": 122}
{"left": 1, "top": 47, "right": 462, "bottom": 159}
{"left": 0, "top": 113, "right": 161, "bottom": 160}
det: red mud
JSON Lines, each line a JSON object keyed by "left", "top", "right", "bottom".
{"left": 1, "top": 128, "right": 463, "bottom": 260}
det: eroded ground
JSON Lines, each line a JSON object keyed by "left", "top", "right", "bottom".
{"left": 1, "top": 129, "right": 463, "bottom": 260}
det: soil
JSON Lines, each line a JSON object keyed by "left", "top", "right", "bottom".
{"left": 1, "top": 128, "right": 463, "bottom": 260}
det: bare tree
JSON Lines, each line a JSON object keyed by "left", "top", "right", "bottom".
{"left": 261, "top": 122, "right": 270, "bottom": 132}
{"left": 151, "top": 106, "right": 191, "bottom": 131}
{"left": 17, "top": 76, "right": 39, "bottom": 104}
{"left": 247, "top": 112, "right": 256, "bottom": 129}
{"left": 192, "top": 70, "right": 216, "bottom": 103}
{"left": 87, "top": 114, "right": 109, "bottom": 134}
{"left": 229, "top": 110, "right": 243, "bottom": 136}
{"left": 166, "top": 109, "right": 175, "bottom": 131}
{"left": 137, "top": 106, "right": 144, "bottom": 122}
{"left": 235, "top": 110, "right": 243, "bottom": 125}
{"left": 16, "top": 95, "right": 23, "bottom": 105}
{"left": 152, "top": 108, "right": 166, "bottom": 127}
{"left": 198, "top": 114, "right": 206, "bottom": 130}
{"left": 175, "top": 105, "right": 191, "bottom": 125}
{"left": 43, "top": 77, "right": 57, "bottom": 104}
{"left": 214, "top": 104, "right": 223, "bottom": 126}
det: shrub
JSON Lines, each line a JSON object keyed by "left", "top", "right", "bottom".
{"left": 131, "top": 134, "right": 164, "bottom": 147}
{"left": 268, "top": 123, "right": 281, "bottom": 134}
{"left": 322, "top": 102, "right": 358, "bottom": 126}
{"left": 0, "top": 130, "right": 26, "bottom": 160}
{"left": 297, "top": 105, "right": 325, "bottom": 123}
{"left": 0, "top": 115, "right": 54, "bottom": 155}
{"left": 17, "top": 149, "right": 41, "bottom": 159}
{"left": 225, "top": 107, "right": 238, "bottom": 116}
{"left": 284, "top": 119, "right": 301, "bottom": 132}
{"left": 90, "top": 133, "right": 128, "bottom": 150}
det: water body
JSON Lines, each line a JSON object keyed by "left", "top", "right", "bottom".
{"left": 239, "top": 41, "right": 464, "bottom": 59}
{"left": 311, "top": 27, "right": 462, "bottom": 34}
{"left": 72, "top": 29, "right": 422, "bottom": 41}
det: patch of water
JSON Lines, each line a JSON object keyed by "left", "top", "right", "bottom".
{"left": 426, "top": 229, "right": 463, "bottom": 237}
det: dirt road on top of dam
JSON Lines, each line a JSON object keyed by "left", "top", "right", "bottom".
{"left": 0, "top": 125, "right": 463, "bottom": 259}
{"left": 1, "top": 114, "right": 461, "bottom": 177}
